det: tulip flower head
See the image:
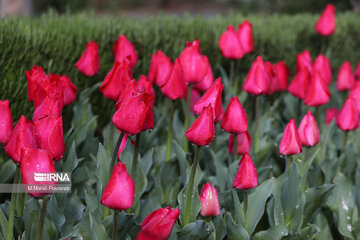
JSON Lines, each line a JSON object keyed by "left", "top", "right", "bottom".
{"left": 279, "top": 119, "right": 302, "bottom": 155}
{"left": 113, "top": 35, "right": 138, "bottom": 68}
{"left": 288, "top": 67, "right": 310, "bottom": 100}
{"left": 336, "top": 97, "right": 359, "bottom": 131}
{"left": 296, "top": 50, "right": 313, "bottom": 73}
{"left": 313, "top": 54, "right": 332, "bottom": 85}
{"left": 298, "top": 111, "right": 320, "bottom": 147}
{"left": 243, "top": 56, "right": 270, "bottom": 95}
{"left": 193, "top": 56, "right": 214, "bottom": 92}
{"left": 26, "top": 65, "right": 49, "bottom": 102}
{"left": 159, "top": 58, "right": 187, "bottom": 100}
{"left": 221, "top": 97, "right": 248, "bottom": 134}
{"left": 75, "top": 41, "right": 100, "bottom": 77}
{"left": 336, "top": 61, "right": 355, "bottom": 91}
{"left": 350, "top": 83, "right": 360, "bottom": 113}
{"left": 49, "top": 74, "right": 78, "bottom": 106}
{"left": 270, "top": 61, "right": 290, "bottom": 93}
{"left": 325, "top": 107, "right": 339, "bottom": 125}
{"left": 355, "top": 61, "right": 360, "bottom": 79}
{"left": 233, "top": 153, "right": 258, "bottom": 190}
{"left": 0, "top": 100, "right": 13, "bottom": 143}
{"left": 237, "top": 20, "right": 254, "bottom": 55}
{"left": 101, "top": 161, "right": 135, "bottom": 210}
{"left": 315, "top": 4, "right": 336, "bottom": 36}
{"left": 200, "top": 182, "right": 221, "bottom": 217}
{"left": 136, "top": 207, "right": 180, "bottom": 240}
{"left": 228, "top": 131, "right": 252, "bottom": 155}
{"left": 218, "top": 25, "right": 244, "bottom": 59}
{"left": 148, "top": 50, "right": 172, "bottom": 86}
{"left": 304, "top": 71, "right": 331, "bottom": 107}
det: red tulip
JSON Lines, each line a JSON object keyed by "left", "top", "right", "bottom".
{"left": 313, "top": 54, "right": 332, "bottom": 85}
{"left": 350, "top": 83, "right": 360, "bottom": 113}
{"left": 136, "top": 207, "right": 180, "bottom": 240}
{"left": 296, "top": 50, "right": 313, "bottom": 73}
{"left": 113, "top": 35, "right": 138, "bottom": 68}
{"left": 315, "top": 4, "right": 336, "bottom": 36}
{"left": 199, "top": 182, "right": 221, "bottom": 217}
{"left": 160, "top": 58, "right": 187, "bottom": 100}
{"left": 355, "top": 61, "right": 360, "bottom": 79}
{"left": 32, "top": 94, "right": 64, "bottom": 122}
{"left": 148, "top": 50, "right": 172, "bottom": 86}
{"left": 304, "top": 71, "right": 331, "bottom": 107}
{"left": 49, "top": 74, "right": 77, "bottom": 105}
{"left": 272, "top": 61, "right": 290, "bottom": 91}
{"left": 336, "top": 61, "right": 355, "bottom": 91}
{"left": 193, "top": 57, "right": 214, "bottom": 92}
{"left": 0, "top": 100, "right": 13, "bottom": 143}
{"left": 100, "top": 58, "right": 132, "bottom": 101}
{"left": 325, "top": 107, "right": 339, "bottom": 125}
{"left": 26, "top": 66, "right": 49, "bottom": 102}
{"left": 218, "top": 25, "right": 244, "bottom": 59}
{"left": 113, "top": 93, "right": 153, "bottom": 135}
{"left": 298, "top": 111, "right": 320, "bottom": 147}
{"left": 101, "top": 161, "right": 134, "bottom": 210}
{"left": 228, "top": 131, "right": 252, "bottom": 155}
{"left": 116, "top": 80, "right": 137, "bottom": 110}
{"left": 233, "top": 153, "right": 258, "bottom": 190}
{"left": 243, "top": 56, "right": 270, "bottom": 95}
{"left": 221, "top": 97, "right": 247, "bottom": 134}
{"left": 137, "top": 75, "right": 155, "bottom": 131}
{"left": 4, "top": 116, "right": 37, "bottom": 164}
{"left": 20, "top": 148, "right": 57, "bottom": 197}
{"left": 75, "top": 41, "right": 100, "bottom": 77}
{"left": 179, "top": 39, "right": 209, "bottom": 85}
{"left": 336, "top": 97, "right": 359, "bottom": 131}
{"left": 35, "top": 116, "right": 65, "bottom": 161}
{"left": 237, "top": 20, "right": 254, "bottom": 55}
{"left": 194, "top": 78, "right": 224, "bottom": 122}
{"left": 32, "top": 78, "right": 63, "bottom": 109}
{"left": 185, "top": 104, "right": 215, "bottom": 146}
{"left": 279, "top": 119, "right": 302, "bottom": 155}
{"left": 187, "top": 88, "right": 201, "bottom": 115}
{"left": 288, "top": 67, "right": 310, "bottom": 99}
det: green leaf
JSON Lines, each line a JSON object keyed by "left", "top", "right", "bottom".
{"left": 0, "top": 209, "right": 9, "bottom": 239}
{"left": 253, "top": 225, "right": 288, "bottom": 240}
{"left": 48, "top": 195, "right": 66, "bottom": 230}
{"left": 177, "top": 220, "right": 214, "bottom": 240}
{"left": 283, "top": 224, "right": 320, "bottom": 240}
{"left": 173, "top": 139, "right": 189, "bottom": 185}
{"left": 0, "top": 160, "right": 16, "bottom": 183}
{"left": 63, "top": 141, "right": 80, "bottom": 173}
{"left": 89, "top": 212, "right": 111, "bottom": 240}
{"left": 225, "top": 212, "right": 249, "bottom": 240}
{"left": 313, "top": 212, "right": 333, "bottom": 240}
{"left": 231, "top": 188, "right": 244, "bottom": 226}
{"left": 212, "top": 215, "right": 226, "bottom": 240}
{"left": 95, "top": 144, "right": 112, "bottom": 203}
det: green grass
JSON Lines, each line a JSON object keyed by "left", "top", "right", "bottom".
{"left": 1, "top": 11, "right": 360, "bottom": 121}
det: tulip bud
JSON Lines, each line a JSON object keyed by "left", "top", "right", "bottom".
{"left": 279, "top": 119, "right": 302, "bottom": 155}
{"left": 237, "top": 20, "right": 254, "bottom": 55}
{"left": 75, "top": 41, "right": 100, "bottom": 77}
{"left": 228, "top": 131, "right": 252, "bottom": 155}
{"left": 193, "top": 57, "right": 214, "bottom": 92}
{"left": 26, "top": 66, "right": 49, "bottom": 102}
{"left": 218, "top": 25, "right": 244, "bottom": 59}
{"left": 148, "top": 50, "right": 172, "bottom": 86}
{"left": 113, "top": 93, "right": 153, "bottom": 135}
{"left": 136, "top": 207, "right": 180, "bottom": 240}
{"left": 315, "top": 4, "right": 336, "bottom": 36}
{"left": 221, "top": 97, "right": 248, "bottom": 134}
{"left": 4, "top": 116, "right": 37, "bottom": 164}
{"left": 243, "top": 56, "right": 270, "bottom": 95}
{"left": 355, "top": 61, "right": 360, "bottom": 79}
{"left": 113, "top": 35, "right": 138, "bottom": 69}
{"left": 194, "top": 78, "right": 224, "bottom": 122}
{"left": 0, "top": 100, "right": 13, "bottom": 144}
{"left": 325, "top": 107, "right": 339, "bottom": 125}
{"left": 35, "top": 116, "right": 65, "bottom": 161}
{"left": 49, "top": 74, "right": 77, "bottom": 105}
{"left": 199, "top": 182, "right": 221, "bottom": 217}
{"left": 233, "top": 153, "right": 258, "bottom": 190}
{"left": 296, "top": 50, "right": 312, "bottom": 73}
{"left": 185, "top": 104, "right": 215, "bottom": 146}
{"left": 336, "top": 61, "right": 355, "bottom": 91}
{"left": 137, "top": 75, "right": 155, "bottom": 131}
{"left": 101, "top": 161, "right": 134, "bottom": 210}
{"left": 33, "top": 94, "right": 64, "bottom": 122}
{"left": 100, "top": 58, "right": 132, "bottom": 101}
{"left": 298, "top": 111, "right": 320, "bottom": 147}
{"left": 313, "top": 54, "right": 332, "bottom": 85}
{"left": 32, "top": 78, "right": 63, "bottom": 109}
{"left": 272, "top": 61, "right": 290, "bottom": 92}
{"left": 179, "top": 39, "right": 209, "bottom": 84}
{"left": 185, "top": 88, "right": 201, "bottom": 115}
{"left": 160, "top": 58, "right": 187, "bottom": 100}
{"left": 304, "top": 71, "right": 331, "bottom": 107}
{"left": 336, "top": 97, "right": 359, "bottom": 131}
{"left": 20, "top": 148, "right": 57, "bottom": 197}
{"left": 350, "top": 83, "right": 360, "bottom": 113}
{"left": 288, "top": 67, "right": 310, "bottom": 100}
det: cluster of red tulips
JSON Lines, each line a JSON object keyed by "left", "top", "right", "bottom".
{"left": 2, "top": 3, "right": 360, "bottom": 239}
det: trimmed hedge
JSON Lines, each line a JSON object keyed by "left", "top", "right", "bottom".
{"left": 1, "top": 11, "right": 360, "bottom": 121}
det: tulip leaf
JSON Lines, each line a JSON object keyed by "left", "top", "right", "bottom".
{"left": 48, "top": 195, "right": 66, "bottom": 231}
{"left": 252, "top": 224, "right": 288, "bottom": 240}
{"left": 231, "top": 188, "right": 244, "bottom": 226}
{"left": 0, "top": 160, "right": 16, "bottom": 183}
{"left": 89, "top": 212, "right": 111, "bottom": 240}
{"left": 283, "top": 224, "right": 319, "bottom": 240}
{"left": 173, "top": 139, "right": 189, "bottom": 185}
{"left": 95, "top": 143, "right": 112, "bottom": 203}
{"left": 225, "top": 212, "right": 249, "bottom": 240}
{"left": 313, "top": 212, "right": 333, "bottom": 240}
{"left": 63, "top": 141, "right": 80, "bottom": 173}
{"left": 213, "top": 215, "right": 226, "bottom": 240}
{"left": 0, "top": 208, "right": 8, "bottom": 239}
{"left": 177, "top": 220, "right": 214, "bottom": 240}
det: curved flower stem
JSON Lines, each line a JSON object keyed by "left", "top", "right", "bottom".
{"left": 112, "top": 211, "right": 118, "bottom": 240}
{"left": 286, "top": 155, "right": 292, "bottom": 176}
{"left": 166, "top": 101, "right": 176, "bottom": 162}
{"left": 254, "top": 95, "right": 261, "bottom": 153}
{"left": 131, "top": 133, "right": 141, "bottom": 178}
{"left": 184, "top": 145, "right": 201, "bottom": 226}
{"left": 184, "top": 85, "right": 193, "bottom": 153}
{"left": 341, "top": 130, "right": 348, "bottom": 156}
{"left": 110, "top": 132, "right": 125, "bottom": 174}
{"left": 36, "top": 197, "right": 49, "bottom": 240}
{"left": 7, "top": 165, "right": 20, "bottom": 240}
{"left": 243, "top": 190, "right": 248, "bottom": 229}
{"left": 234, "top": 134, "right": 238, "bottom": 162}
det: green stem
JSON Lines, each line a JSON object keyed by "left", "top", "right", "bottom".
{"left": 315, "top": 107, "right": 320, "bottom": 127}
{"left": 184, "top": 85, "right": 193, "bottom": 153}
{"left": 243, "top": 190, "right": 248, "bottom": 229}
{"left": 341, "top": 131, "right": 348, "bottom": 155}
{"left": 7, "top": 166, "right": 20, "bottom": 240}
{"left": 110, "top": 132, "right": 124, "bottom": 174}
{"left": 131, "top": 133, "right": 141, "bottom": 178}
{"left": 36, "top": 197, "right": 49, "bottom": 240}
{"left": 234, "top": 134, "right": 238, "bottom": 162}
{"left": 184, "top": 145, "right": 201, "bottom": 226}
{"left": 286, "top": 156, "right": 292, "bottom": 176}
{"left": 112, "top": 211, "right": 118, "bottom": 240}
{"left": 297, "top": 98, "right": 302, "bottom": 124}
{"left": 230, "top": 61, "right": 235, "bottom": 93}
{"left": 166, "top": 101, "right": 176, "bottom": 162}
{"left": 303, "top": 147, "right": 309, "bottom": 162}
{"left": 254, "top": 95, "right": 261, "bottom": 153}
